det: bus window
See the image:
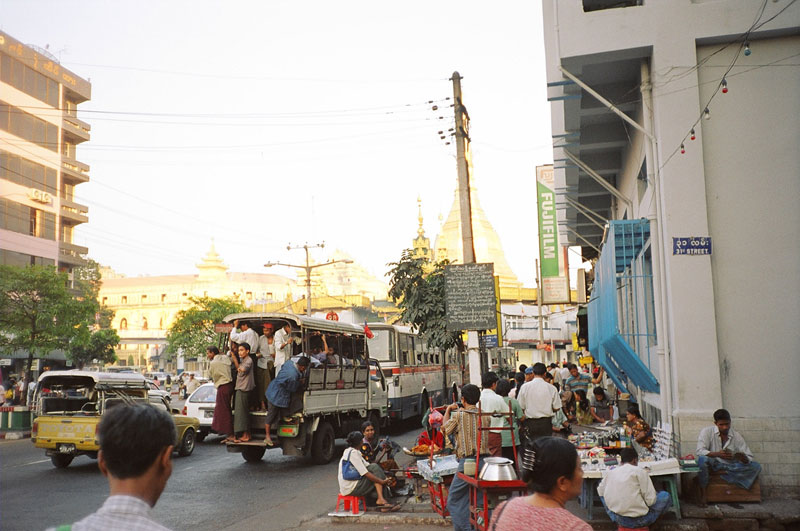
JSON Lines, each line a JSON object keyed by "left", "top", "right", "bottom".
{"left": 399, "top": 334, "right": 412, "bottom": 367}
{"left": 414, "top": 336, "right": 425, "bottom": 364}
{"left": 368, "top": 329, "right": 395, "bottom": 363}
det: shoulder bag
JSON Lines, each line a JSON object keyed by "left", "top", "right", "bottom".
{"left": 341, "top": 449, "right": 361, "bottom": 480}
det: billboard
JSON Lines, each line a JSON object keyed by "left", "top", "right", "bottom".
{"left": 536, "top": 165, "right": 571, "bottom": 304}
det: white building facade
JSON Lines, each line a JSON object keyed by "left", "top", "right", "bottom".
{"left": 542, "top": 0, "right": 799, "bottom": 495}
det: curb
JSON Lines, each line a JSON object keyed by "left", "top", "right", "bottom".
{"left": 0, "top": 430, "right": 31, "bottom": 440}
{"left": 328, "top": 512, "right": 450, "bottom": 526}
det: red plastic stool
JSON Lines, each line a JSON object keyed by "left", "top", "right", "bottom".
{"left": 336, "top": 494, "right": 367, "bottom": 515}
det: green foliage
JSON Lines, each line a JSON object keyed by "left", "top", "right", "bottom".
{"left": 387, "top": 249, "right": 462, "bottom": 352}
{"left": 73, "top": 258, "right": 114, "bottom": 328}
{"left": 166, "top": 296, "right": 246, "bottom": 360}
{"left": 69, "top": 327, "right": 120, "bottom": 369}
{"left": 0, "top": 265, "right": 95, "bottom": 401}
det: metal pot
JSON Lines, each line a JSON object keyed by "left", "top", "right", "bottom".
{"left": 478, "top": 457, "right": 518, "bottom": 481}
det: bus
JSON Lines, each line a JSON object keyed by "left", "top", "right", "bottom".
{"left": 366, "top": 323, "right": 465, "bottom": 422}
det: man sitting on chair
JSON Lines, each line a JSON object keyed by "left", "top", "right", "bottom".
{"left": 598, "top": 447, "right": 672, "bottom": 528}
{"left": 696, "top": 408, "right": 761, "bottom": 504}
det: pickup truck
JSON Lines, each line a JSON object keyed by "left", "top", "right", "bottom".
{"left": 31, "top": 370, "right": 199, "bottom": 468}
{"left": 219, "top": 313, "right": 389, "bottom": 464}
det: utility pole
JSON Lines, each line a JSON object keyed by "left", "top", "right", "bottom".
{"left": 536, "top": 258, "right": 544, "bottom": 343}
{"left": 452, "top": 71, "right": 481, "bottom": 385}
{"left": 264, "top": 242, "right": 353, "bottom": 316}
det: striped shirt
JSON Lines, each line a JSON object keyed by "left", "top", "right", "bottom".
{"left": 49, "top": 495, "right": 172, "bottom": 531}
{"left": 443, "top": 406, "right": 490, "bottom": 459}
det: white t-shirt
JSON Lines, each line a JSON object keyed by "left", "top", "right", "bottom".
{"left": 338, "top": 447, "right": 370, "bottom": 495}
{"left": 479, "top": 388, "right": 508, "bottom": 433}
{"left": 274, "top": 328, "right": 292, "bottom": 372}
{"left": 516, "top": 378, "right": 561, "bottom": 419}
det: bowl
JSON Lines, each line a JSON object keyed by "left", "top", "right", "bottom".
{"left": 478, "top": 457, "right": 518, "bottom": 481}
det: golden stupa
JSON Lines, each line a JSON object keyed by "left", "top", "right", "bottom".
{"left": 433, "top": 182, "right": 523, "bottom": 291}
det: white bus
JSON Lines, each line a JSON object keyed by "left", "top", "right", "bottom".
{"left": 366, "top": 323, "right": 465, "bottom": 422}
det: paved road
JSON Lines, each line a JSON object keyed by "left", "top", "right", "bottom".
{"left": 0, "top": 419, "right": 424, "bottom": 531}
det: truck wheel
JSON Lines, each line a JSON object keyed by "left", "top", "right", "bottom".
{"left": 242, "top": 446, "right": 266, "bottom": 462}
{"left": 196, "top": 430, "right": 207, "bottom": 443}
{"left": 51, "top": 454, "right": 74, "bottom": 468}
{"left": 311, "top": 421, "right": 335, "bottom": 465}
{"left": 177, "top": 428, "right": 196, "bottom": 457}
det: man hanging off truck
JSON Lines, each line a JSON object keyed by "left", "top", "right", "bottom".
{"left": 263, "top": 356, "right": 310, "bottom": 447}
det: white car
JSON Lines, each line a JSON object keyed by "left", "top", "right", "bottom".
{"left": 182, "top": 383, "right": 216, "bottom": 442}
{"left": 146, "top": 379, "right": 171, "bottom": 403}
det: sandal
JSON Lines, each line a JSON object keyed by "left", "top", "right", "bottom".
{"left": 264, "top": 439, "right": 275, "bottom": 447}
{"left": 240, "top": 434, "right": 251, "bottom": 443}
{"left": 379, "top": 504, "right": 401, "bottom": 513}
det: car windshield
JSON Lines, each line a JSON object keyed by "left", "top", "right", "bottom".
{"left": 189, "top": 385, "right": 216, "bottom": 403}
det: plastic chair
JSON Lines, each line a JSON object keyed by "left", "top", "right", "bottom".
{"left": 335, "top": 494, "right": 367, "bottom": 515}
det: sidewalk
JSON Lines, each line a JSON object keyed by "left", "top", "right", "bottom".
{"left": 0, "top": 429, "right": 31, "bottom": 440}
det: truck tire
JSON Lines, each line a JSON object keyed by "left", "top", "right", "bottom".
{"left": 177, "top": 428, "right": 196, "bottom": 457}
{"left": 311, "top": 421, "right": 335, "bottom": 465}
{"left": 51, "top": 454, "right": 74, "bottom": 468}
{"left": 242, "top": 446, "right": 266, "bottom": 462}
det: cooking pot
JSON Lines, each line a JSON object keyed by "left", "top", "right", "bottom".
{"left": 479, "top": 457, "right": 518, "bottom": 481}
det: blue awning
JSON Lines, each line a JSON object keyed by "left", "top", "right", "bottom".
{"left": 588, "top": 220, "right": 660, "bottom": 394}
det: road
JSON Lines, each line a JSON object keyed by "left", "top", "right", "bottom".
{"left": 0, "top": 418, "right": 426, "bottom": 531}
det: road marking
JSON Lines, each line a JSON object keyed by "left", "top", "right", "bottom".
{"left": 2, "top": 458, "right": 50, "bottom": 469}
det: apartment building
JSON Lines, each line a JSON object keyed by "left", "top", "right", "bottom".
{"left": 0, "top": 31, "right": 91, "bottom": 283}
{"left": 542, "top": 0, "right": 799, "bottom": 495}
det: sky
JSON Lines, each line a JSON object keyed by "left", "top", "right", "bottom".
{"left": 1, "top": 0, "right": 559, "bottom": 288}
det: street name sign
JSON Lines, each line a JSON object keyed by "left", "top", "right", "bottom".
{"left": 673, "top": 237, "right": 712, "bottom": 256}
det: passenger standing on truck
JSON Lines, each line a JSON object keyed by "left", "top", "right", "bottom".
{"left": 231, "top": 342, "right": 255, "bottom": 443}
{"left": 273, "top": 323, "right": 293, "bottom": 374}
{"left": 254, "top": 324, "right": 275, "bottom": 411}
{"left": 207, "top": 346, "right": 234, "bottom": 442}
{"left": 230, "top": 320, "right": 259, "bottom": 359}
{"left": 263, "top": 356, "right": 309, "bottom": 447}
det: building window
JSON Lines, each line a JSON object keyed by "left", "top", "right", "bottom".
{"left": 246, "top": 291, "right": 252, "bottom": 300}
{"left": 141, "top": 294, "right": 147, "bottom": 303}
{"left": 0, "top": 52, "right": 60, "bottom": 107}
{"left": 120, "top": 318, "right": 128, "bottom": 330}
{"left": 0, "top": 101, "right": 59, "bottom": 152}
{"left": 159, "top": 317, "right": 164, "bottom": 329}
{"left": 102, "top": 297, "right": 107, "bottom": 305}
{"left": 121, "top": 296, "right": 127, "bottom": 304}
{"left": 161, "top": 293, "right": 167, "bottom": 303}
{"left": 0, "top": 198, "right": 56, "bottom": 240}
{"left": 142, "top": 317, "right": 148, "bottom": 330}
{"left": 0, "top": 150, "right": 58, "bottom": 194}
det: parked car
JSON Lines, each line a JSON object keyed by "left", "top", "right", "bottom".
{"left": 182, "top": 383, "right": 216, "bottom": 442}
{"left": 146, "top": 379, "right": 171, "bottom": 403}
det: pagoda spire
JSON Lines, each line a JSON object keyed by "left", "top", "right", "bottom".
{"left": 411, "top": 196, "right": 432, "bottom": 261}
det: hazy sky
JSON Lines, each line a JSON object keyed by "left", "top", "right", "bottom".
{"left": 1, "top": 0, "right": 556, "bottom": 287}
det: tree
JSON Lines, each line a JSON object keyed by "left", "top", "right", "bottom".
{"left": 0, "top": 265, "right": 95, "bottom": 403}
{"left": 387, "top": 249, "right": 462, "bottom": 352}
{"left": 166, "top": 297, "right": 246, "bottom": 361}
{"left": 73, "top": 258, "right": 114, "bottom": 328}
{"left": 69, "top": 327, "right": 120, "bottom": 369}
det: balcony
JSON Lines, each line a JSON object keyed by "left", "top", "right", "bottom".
{"left": 61, "top": 158, "right": 90, "bottom": 184}
{"left": 60, "top": 199, "right": 89, "bottom": 224}
{"left": 59, "top": 241, "right": 88, "bottom": 267}
{"left": 62, "top": 115, "right": 91, "bottom": 144}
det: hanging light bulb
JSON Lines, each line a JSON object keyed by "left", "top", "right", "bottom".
{"left": 680, "top": 143, "right": 685, "bottom": 154}
{"left": 721, "top": 78, "right": 728, "bottom": 93}
{"left": 703, "top": 107, "right": 711, "bottom": 120}
{"left": 690, "top": 128, "right": 696, "bottom": 140}
{"left": 744, "top": 41, "right": 751, "bottom": 56}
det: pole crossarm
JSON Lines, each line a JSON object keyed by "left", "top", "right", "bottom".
{"left": 563, "top": 150, "right": 631, "bottom": 207}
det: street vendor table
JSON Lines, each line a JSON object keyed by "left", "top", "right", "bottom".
{"left": 457, "top": 472, "right": 528, "bottom": 531}
{"left": 417, "top": 455, "right": 459, "bottom": 517}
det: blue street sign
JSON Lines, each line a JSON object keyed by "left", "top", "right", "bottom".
{"left": 673, "top": 237, "right": 712, "bottom": 256}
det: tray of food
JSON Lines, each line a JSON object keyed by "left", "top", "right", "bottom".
{"left": 403, "top": 443, "right": 442, "bottom": 456}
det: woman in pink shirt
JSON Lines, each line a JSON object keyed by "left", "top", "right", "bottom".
{"left": 489, "top": 437, "right": 591, "bottom": 531}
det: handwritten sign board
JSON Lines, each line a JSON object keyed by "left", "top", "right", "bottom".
{"left": 673, "top": 237, "right": 712, "bottom": 256}
{"left": 214, "top": 323, "right": 234, "bottom": 334}
{"left": 445, "top": 263, "right": 498, "bottom": 331}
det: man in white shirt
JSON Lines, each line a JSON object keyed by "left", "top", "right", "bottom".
{"left": 49, "top": 404, "right": 174, "bottom": 531}
{"left": 696, "top": 408, "right": 761, "bottom": 504}
{"left": 230, "top": 320, "right": 259, "bottom": 357}
{"left": 516, "top": 363, "right": 561, "bottom": 444}
{"left": 598, "top": 447, "right": 672, "bottom": 528}
{"left": 479, "top": 372, "right": 508, "bottom": 457}
{"left": 273, "top": 323, "right": 293, "bottom": 374}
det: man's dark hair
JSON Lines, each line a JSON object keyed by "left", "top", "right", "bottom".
{"left": 713, "top": 408, "right": 731, "bottom": 422}
{"left": 495, "top": 379, "right": 512, "bottom": 397}
{"left": 514, "top": 372, "right": 525, "bottom": 384}
{"left": 532, "top": 362, "right": 547, "bottom": 376}
{"left": 567, "top": 363, "right": 577, "bottom": 371}
{"left": 627, "top": 404, "right": 642, "bottom": 418}
{"left": 346, "top": 430, "right": 364, "bottom": 448}
{"left": 620, "top": 447, "right": 638, "bottom": 464}
{"left": 295, "top": 356, "right": 311, "bottom": 368}
{"left": 240, "top": 322, "right": 249, "bottom": 328}
{"left": 549, "top": 363, "right": 557, "bottom": 369}
{"left": 207, "top": 346, "right": 219, "bottom": 355}
{"left": 239, "top": 342, "right": 251, "bottom": 352}
{"left": 518, "top": 364, "right": 528, "bottom": 374}
{"left": 481, "top": 371, "right": 499, "bottom": 389}
{"left": 522, "top": 437, "right": 579, "bottom": 492}
{"left": 593, "top": 387, "right": 606, "bottom": 398}
{"left": 461, "top": 384, "right": 480, "bottom": 406}
{"left": 98, "top": 404, "right": 174, "bottom": 479}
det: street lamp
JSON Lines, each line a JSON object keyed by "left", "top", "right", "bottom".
{"left": 265, "top": 242, "right": 353, "bottom": 316}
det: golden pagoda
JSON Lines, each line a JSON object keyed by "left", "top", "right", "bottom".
{"left": 411, "top": 196, "right": 432, "bottom": 261}
{"left": 433, "top": 181, "right": 523, "bottom": 291}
